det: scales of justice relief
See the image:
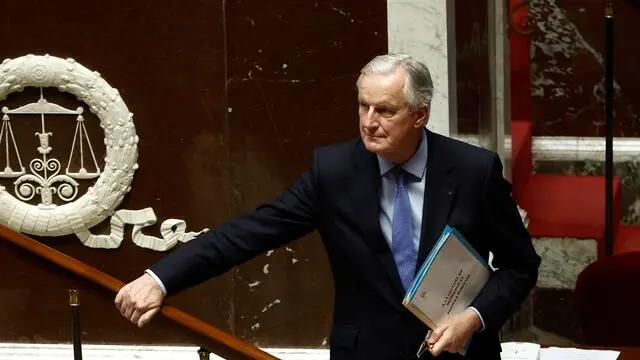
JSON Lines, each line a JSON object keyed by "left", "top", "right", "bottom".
{"left": 0, "top": 54, "right": 206, "bottom": 251}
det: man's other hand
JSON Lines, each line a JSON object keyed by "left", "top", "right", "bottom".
{"left": 114, "top": 273, "right": 165, "bottom": 328}
{"left": 427, "top": 308, "right": 482, "bottom": 356}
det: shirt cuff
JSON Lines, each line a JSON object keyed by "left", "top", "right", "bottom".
{"left": 145, "top": 269, "right": 167, "bottom": 296}
{"left": 468, "top": 306, "right": 486, "bottom": 332}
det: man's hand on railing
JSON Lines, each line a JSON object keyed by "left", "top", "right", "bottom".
{"left": 115, "top": 273, "right": 165, "bottom": 328}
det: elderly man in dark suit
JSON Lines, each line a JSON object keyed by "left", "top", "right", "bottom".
{"left": 115, "top": 53, "right": 540, "bottom": 359}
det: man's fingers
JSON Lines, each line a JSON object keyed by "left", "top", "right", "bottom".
{"left": 429, "top": 328, "right": 451, "bottom": 356}
{"left": 123, "top": 302, "right": 136, "bottom": 320}
{"left": 114, "top": 285, "right": 131, "bottom": 314}
{"left": 428, "top": 324, "right": 446, "bottom": 346}
{"left": 137, "top": 307, "right": 160, "bottom": 328}
{"left": 130, "top": 309, "right": 143, "bottom": 326}
{"left": 430, "top": 341, "right": 444, "bottom": 357}
{"left": 114, "top": 274, "right": 165, "bottom": 327}
{"left": 114, "top": 290, "right": 123, "bottom": 307}
{"left": 117, "top": 295, "right": 129, "bottom": 316}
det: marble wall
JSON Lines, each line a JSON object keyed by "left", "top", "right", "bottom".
{"left": 530, "top": 0, "right": 640, "bottom": 137}
{"left": 387, "top": 0, "right": 457, "bottom": 136}
{"left": 387, "top": 0, "right": 496, "bottom": 137}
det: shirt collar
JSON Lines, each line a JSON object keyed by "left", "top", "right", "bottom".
{"left": 377, "top": 128, "right": 428, "bottom": 179}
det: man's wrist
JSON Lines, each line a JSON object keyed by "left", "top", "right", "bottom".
{"left": 465, "top": 308, "right": 483, "bottom": 332}
{"left": 144, "top": 269, "right": 168, "bottom": 296}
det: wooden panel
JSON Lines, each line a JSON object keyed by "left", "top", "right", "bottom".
{"left": 0, "top": 0, "right": 388, "bottom": 347}
{"left": 0, "top": 0, "right": 232, "bottom": 345}
{"left": 224, "top": 0, "right": 387, "bottom": 347}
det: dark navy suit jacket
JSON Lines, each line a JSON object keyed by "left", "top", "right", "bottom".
{"left": 151, "top": 130, "right": 541, "bottom": 359}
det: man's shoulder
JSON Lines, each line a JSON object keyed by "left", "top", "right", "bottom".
{"left": 429, "top": 131, "right": 497, "bottom": 173}
{"left": 314, "top": 137, "right": 361, "bottom": 156}
{"left": 309, "top": 137, "right": 362, "bottom": 175}
{"left": 431, "top": 131, "right": 496, "bottom": 162}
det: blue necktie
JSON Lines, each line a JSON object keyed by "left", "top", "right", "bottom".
{"left": 391, "top": 167, "right": 417, "bottom": 292}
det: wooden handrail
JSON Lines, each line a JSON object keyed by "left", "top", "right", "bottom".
{"left": 0, "top": 223, "right": 280, "bottom": 360}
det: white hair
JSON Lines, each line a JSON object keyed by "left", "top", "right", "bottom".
{"left": 357, "top": 53, "right": 434, "bottom": 112}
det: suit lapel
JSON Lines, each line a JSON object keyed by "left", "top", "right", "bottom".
{"left": 417, "top": 131, "right": 457, "bottom": 271}
{"left": 348, "top": 140, "right": 406, "bottom": 298}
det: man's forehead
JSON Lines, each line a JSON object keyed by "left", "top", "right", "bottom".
{"left": 358, "top": 73, "right": 405, "bottom": 104}
{"left": 358, "top": 91, "right": 398, "bottom": 103}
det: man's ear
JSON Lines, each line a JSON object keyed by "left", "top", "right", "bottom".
{"left": 413, "top": 105, "right": 429, "bottom": 128}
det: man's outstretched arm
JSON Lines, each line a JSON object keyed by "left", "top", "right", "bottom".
{"left": 115, "top": 149, "right": 323, "bottom": 326}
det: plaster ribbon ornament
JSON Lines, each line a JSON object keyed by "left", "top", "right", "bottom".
{"left": 0, "top": 54, "right": 207, "bottom": 250}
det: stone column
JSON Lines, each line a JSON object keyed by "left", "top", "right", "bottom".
{"left": 387, "top": 0, "right": 457, "bottom": 137}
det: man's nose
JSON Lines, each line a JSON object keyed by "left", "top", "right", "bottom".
{"left": 364, "top": 106, "right": 378, "bottom": 126}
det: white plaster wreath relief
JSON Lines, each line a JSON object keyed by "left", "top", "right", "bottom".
{"left": 0, "top": 54, "right": 206, "bottom": 250}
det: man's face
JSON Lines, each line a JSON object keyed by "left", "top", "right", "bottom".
{"left": 357, "top": 70, "right": 426, "bottom": 162}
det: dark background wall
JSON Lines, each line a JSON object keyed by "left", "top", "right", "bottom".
{"left": 530, "top": 0, "right": 640, "bottom": 137}
{"left": 455, "top": 0, "right": 491, "bottom": 135}
{"left": 0, "top": 0, "right": 386, "bottom": 347}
